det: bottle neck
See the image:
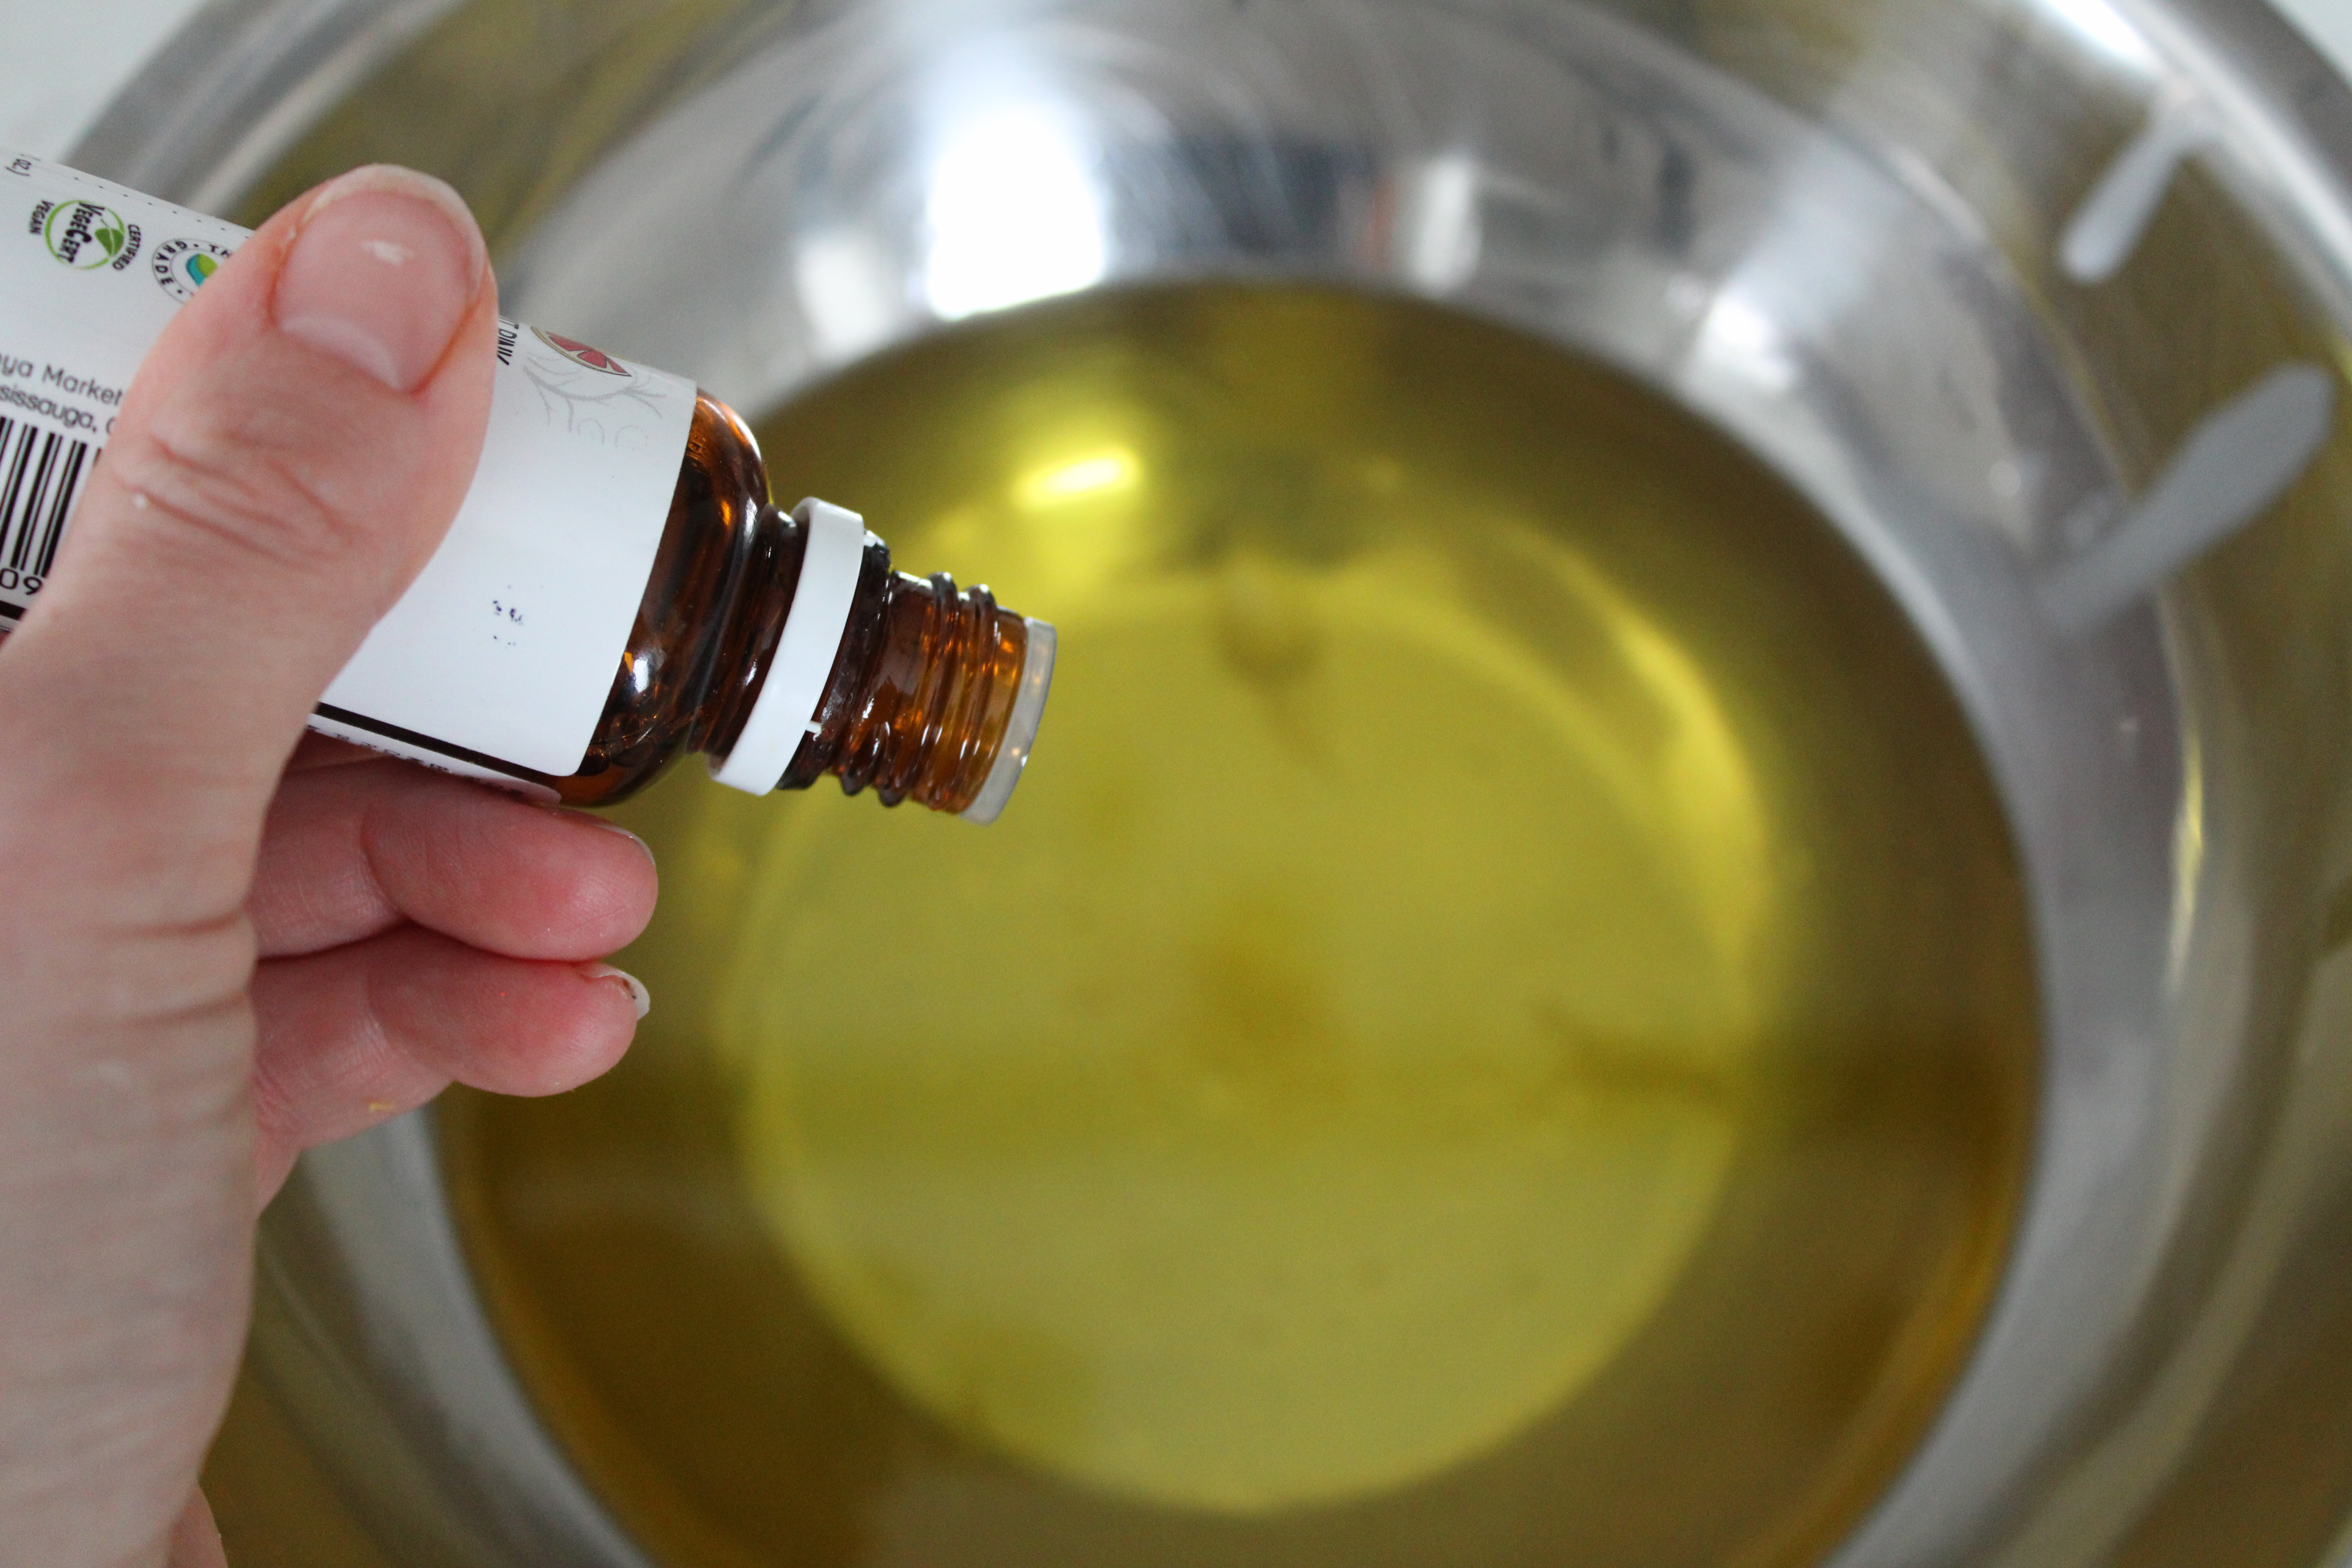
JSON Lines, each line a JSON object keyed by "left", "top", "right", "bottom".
{"left": 785, "top": 557, "right": 1034, "bottom": 814}
{"left": 706, "top": 512, "right": 1036, "bottom": 815}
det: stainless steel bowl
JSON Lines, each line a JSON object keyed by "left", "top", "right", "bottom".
{"left": 84, "top": 0, "right": 2352, "bottom": 1563}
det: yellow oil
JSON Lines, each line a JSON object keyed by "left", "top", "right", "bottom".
{"left": 441, "top": 283, "right": 2037, "bottom": 1568}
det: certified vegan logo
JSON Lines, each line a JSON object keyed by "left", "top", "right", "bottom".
{"left": 151, "top": 238, "right": 234, "bottom": 302}
{"left": 532, "top": 328, "right": 632, "bottom": 377}
{"left": 29, "top": 198, "right": 141, "bottom": 272}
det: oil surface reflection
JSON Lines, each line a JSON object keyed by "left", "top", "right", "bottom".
{"left": 445, "top": 284, "right": 2036, "bottom": 1568}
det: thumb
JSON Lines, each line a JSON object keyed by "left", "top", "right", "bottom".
{"left": 0, "top": 164, "right": 495, "bottom": 923}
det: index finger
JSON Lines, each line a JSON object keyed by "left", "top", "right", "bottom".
{"left": 252, "top": 759, "right": 657, "bottom": 960}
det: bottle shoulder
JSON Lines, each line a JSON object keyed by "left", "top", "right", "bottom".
{"left": 553, "top": 392, "right": 774, "bottom": 804}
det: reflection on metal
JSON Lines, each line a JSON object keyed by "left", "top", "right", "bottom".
{"left": 2061, "top": 91, "right": 2218, "bottom": 283}
{"left": 2035, "top": 0, "right": 2164, "bottom": 73}
{"left": 262, "top": 1112, "right": 655, "bottom": 1565}
{"left": 913, "top": 44, "right": 1105, "bottom": 319}
{"left": 1692, "top": 286, "right": 1802, "bottom": 395}
{"left": 1396, "top": 151, "right": 1481, "bottom": 292}
{"left": 67, "top": 0, "right": 467, "bottom": 210}
{"left": 793, "top": 225, "right": 906, "bottom": 361}
{"left": 2040, "top": 364, "right": 2336, "bottom": 632}
{"left": 923, "top": 99, "right": 1107, "bottom": 317}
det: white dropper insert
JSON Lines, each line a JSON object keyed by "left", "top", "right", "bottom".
{"left": 709, "top": 497, "right": 872, "bottom": 796}
{"left": 959, "top": 618, "right": 1056, "bottom": 825}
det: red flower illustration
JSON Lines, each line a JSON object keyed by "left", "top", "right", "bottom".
{"left": 532, "top": 327, "right": 632, "bottom": 377}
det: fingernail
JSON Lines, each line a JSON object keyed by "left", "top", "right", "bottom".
{"left": 274, "top": 165, "right": 486, "bottom": 392}
{"left": 580, "top": 962, "right": 652, "bottom": 1020}
{"left": 586, "top": 815, "right": 657, "bottom": 864}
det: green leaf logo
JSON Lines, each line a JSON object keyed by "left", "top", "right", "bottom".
{"left": 43, "top": 200, "right": 129, "bottom": 270}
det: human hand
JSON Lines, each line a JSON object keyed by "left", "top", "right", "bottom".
{"left": 0, "top": 167, "right": 659, "bottom": 1566}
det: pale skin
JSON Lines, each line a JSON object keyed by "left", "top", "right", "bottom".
{"left": 0, "top": 167, "right": 659, "bottom": 1564}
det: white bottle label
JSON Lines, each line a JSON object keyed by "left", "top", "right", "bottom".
{"left": 0, "top": 151, "right": 696, "bottom": 786}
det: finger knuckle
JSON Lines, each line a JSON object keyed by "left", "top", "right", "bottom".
{"left": 106, "top": 394, "right": 384, "bottom": 581}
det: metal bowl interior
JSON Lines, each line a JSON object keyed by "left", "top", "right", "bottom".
{"left": 85, "top": 1, "right": 2352, "bottom": 1565}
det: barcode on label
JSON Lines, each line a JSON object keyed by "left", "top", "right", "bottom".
{"left": 0, "top": 415, "right": 90, "bottom": 599}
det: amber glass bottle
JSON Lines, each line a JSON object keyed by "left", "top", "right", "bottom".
{"left": 520, "top": 394, "right": 1053, "bottom": 820}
